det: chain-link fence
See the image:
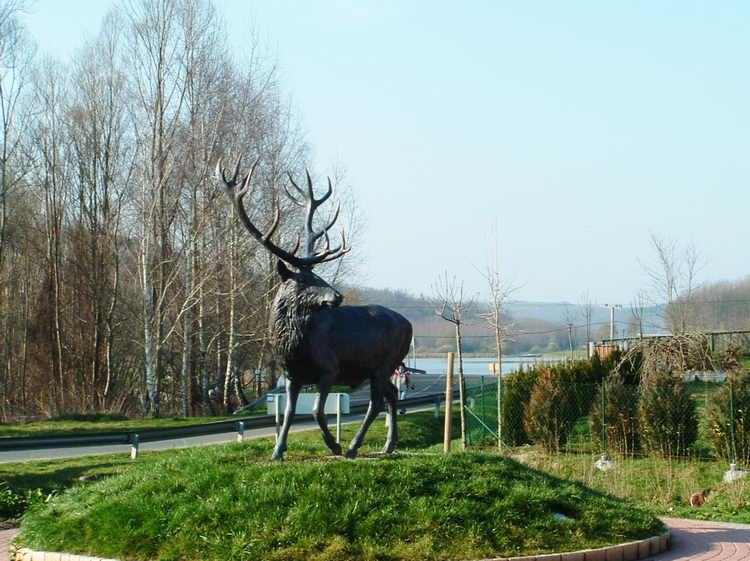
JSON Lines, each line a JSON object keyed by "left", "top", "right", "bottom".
{"left": 463, "top": 363, "right": 750, "bottom": 466}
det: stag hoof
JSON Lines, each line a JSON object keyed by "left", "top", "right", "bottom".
{"left": 382, "top": 441, "right": 397, "bottom": 454}
{"left": 330, "top": 443, "right": 343, "bottom": 456}
{"left": 345, "top": 448, "right": 358, "bottom": 460}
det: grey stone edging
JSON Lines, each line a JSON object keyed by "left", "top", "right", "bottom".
{"left": 11, "top": 543, "right": 121, "bottom": 561}
{"left": 481, "top": 530, "right": 672, "bottom": 561}
{"left": 11, "top": 530, "right": 671, "bottom": 561}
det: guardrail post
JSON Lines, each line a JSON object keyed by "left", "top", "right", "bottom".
{"left": 434, "top": 395, "right": 440, "bottom": 419}
{"left": 274, "top": 394, "right": 281, "bottom": 441}
{"left": 237, "top": 421, "right": 245, "bottom": 442}
{"left": 131, "top": 434, "right": 139, "bottom": 460}
{"left": 336, "top": 393, "right": 342, "bottom": 444}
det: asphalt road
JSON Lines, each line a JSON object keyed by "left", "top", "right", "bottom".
{"left": 0, "top": 404, "right": 439, "bottom": 464}
{"left": 0, "top": 372, "right": 489, "bottom": 464}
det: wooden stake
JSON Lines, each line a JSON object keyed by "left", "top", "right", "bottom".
{"left": 444, "top": 352, "right": 455, "bottom": 453}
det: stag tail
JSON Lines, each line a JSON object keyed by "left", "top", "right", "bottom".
{"left": 216, "top": 158, "right": 350, "bottom": 269}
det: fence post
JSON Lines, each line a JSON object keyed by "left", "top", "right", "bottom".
{"left": 131, "top": 434, "right": 139, "bottom": 460}
{"left": 444, "top": 352, "right": 455, "bottom": 453}
{"left": 601, "top": 373, "right": 607, "bottom": 455}
{"left": 480, "top": 375, "right": 485, "bottom": 439}
{"left": 729, "top": 374, "right": 736, "bottom": 465}
{"left": 237, "top": 421, "right": 245, "bottom": 442}
{"left": 336, "top": 393, "right": 342, "bottom": 444}
{"left": 498, "top": 365, "right": 503, "bottom": 449}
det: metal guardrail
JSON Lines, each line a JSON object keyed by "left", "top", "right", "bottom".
{"left": 0, "top": 394, "right": 442, "bottom": 452}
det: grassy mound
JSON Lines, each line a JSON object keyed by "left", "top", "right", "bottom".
{"left": 19, "top": 443, "right": 662, "bottom": 561}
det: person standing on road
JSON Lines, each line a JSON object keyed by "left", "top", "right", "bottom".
{"left": 393, "top": 362, "right": 414, "bottom": 414}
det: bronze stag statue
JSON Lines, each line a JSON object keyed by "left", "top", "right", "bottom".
{"left": 217, "top": 158, "right": 413, "bottom": 460}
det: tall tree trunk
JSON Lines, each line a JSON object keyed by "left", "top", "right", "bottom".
{"left": 103, "top": 249, "right": 120, "bottom": 408}
{"left": 223, "top": 214, "right": 237, "bottom": 413}
{"left": 198, "top": 261, "right": 210, "bottom": 414}
{"left": 181, "top": 248, "right": 192, "bottom": 417}
{"left": 142, "top": 226, "right": 158, "bottom": 416}
{"left": 47, "top": 206, "right": 65, "bottom": 413}
{"left": 1, "top": 282, "right": 10, "bottom": 421}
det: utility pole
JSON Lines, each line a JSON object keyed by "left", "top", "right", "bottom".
{"left": 604, "top": 304, "right": 622, "bottom": 340}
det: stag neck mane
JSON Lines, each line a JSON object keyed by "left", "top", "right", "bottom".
{"left": 271, "top": 283, "right": 318, "bottom": 361}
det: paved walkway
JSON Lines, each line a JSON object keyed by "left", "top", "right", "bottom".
{"left": 0, "top": 529, "right": 17, "bottom": 561}
{"left": 645, "top": 518, "right": 750, "bottom": 561}
{"left": 1, "top": 518, "right": 748, "bottom": 560}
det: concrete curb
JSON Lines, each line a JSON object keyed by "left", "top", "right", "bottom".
{"left": 10, "top": 530, "right": 671, "bottom": 561}
{"left": 11, "top": 542, "right": 120, "bottom": 561}
{"left": 480, "top": 530, "right": 671, "bottom": 561}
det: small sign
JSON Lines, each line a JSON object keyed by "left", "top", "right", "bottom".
{"left": 268, "top": 393, "right": 350, "bottom": 415}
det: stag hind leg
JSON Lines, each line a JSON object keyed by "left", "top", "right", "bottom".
{"left": 346, "top": 376, "right": 385, "bottom": 459}
{"left": 271, "top": 380, "right": 302, "bottom": 461}
{"left": 382, "top": 380, "right": 399, "bottom": 454}
{"left": 313, "top": 375, "right": 343, "bottom": 456}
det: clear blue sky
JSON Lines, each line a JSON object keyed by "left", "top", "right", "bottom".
{"left": 22, "top": 0, "right": 750, "bottom": 305}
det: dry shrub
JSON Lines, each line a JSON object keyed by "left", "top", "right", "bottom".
{"left": 639, "top": 371, "right": 697, "bottom": 457}
{"left": 524, "top": 368, "right": 576, "bottom": 452}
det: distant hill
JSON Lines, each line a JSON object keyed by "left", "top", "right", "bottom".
{"left": 344, "top": 286, "right": 667, "bottom": 353}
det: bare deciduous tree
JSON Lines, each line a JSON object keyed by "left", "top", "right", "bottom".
{"left": 477, "top": 224, "right": 516, "bottom": 448}
{"left": 629, "top": 291, "right": 647, "bottom": 339}
{"left": 643, "top": 232, "right": 702, "bottom": 335}
{"left": 579, "top": 290, "right": 594, "bottom": 348}
{"left": 429, "top": 272, "right": 475, "bottom": 451}
{"left": 561, "top": 306, "right": 579, "bottom": 362}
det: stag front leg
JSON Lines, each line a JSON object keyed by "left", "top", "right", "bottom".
{"left": 346, "top": 378, "right": 385, "bottom": 459}
{"left": 271, "top": 380, "right": 302, "bottom": 461}
{"left": 382, "top": 380, "right": 399, "bottom": 454}
{"left": 313, "top": 375, "right": 343, "bottom": 456}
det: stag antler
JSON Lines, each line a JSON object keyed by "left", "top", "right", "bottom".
{"left": 285, "top": 170, "right": 343, "bottom": 258}
{"left": 216, "top": 157, "right": 350, "bottom": 270}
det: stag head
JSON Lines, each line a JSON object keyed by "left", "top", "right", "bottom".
{"left": 276, "top": 260, "right": 343, "bottom": 310}
{"left": 216, "top": 157, "right": 350, "bottom": 274}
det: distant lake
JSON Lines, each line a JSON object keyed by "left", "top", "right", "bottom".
{"left": 406, "top": 355, "right": 562, "bottom": 377}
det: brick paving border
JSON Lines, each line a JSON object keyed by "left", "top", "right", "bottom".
{"left": 2, "top": 518, "right": 748, "bottom": 561}
{"left": 641, "top": 518, "right": 750, "bottom": 561}
{"left": 0, "top": 529, "right": 16, "bottom": 561}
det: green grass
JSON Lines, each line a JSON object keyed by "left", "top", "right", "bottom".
{"left": 19, "top": 447, "right": 662, "bottom": 561}
{"left": 12, "top": 411, "right": 664, "bottom": 560}
{"left": 0, "top": 414, "right": 251, "bottom": 439}
{"left": 515, "top": 448, "right": 750, "bottom": 524}
{"left": 0, "top": 411, "right": 448, "bottom": 520}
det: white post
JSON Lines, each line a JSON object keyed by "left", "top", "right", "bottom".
{"left": 275, "top": 394, "right": 281, "bottom": 441}
{"left": 131, "top": 434, "right": 139, "bottom": 460}
{"left": 237, "top": 421, "right": 245, "bottom": 442}
{"left": 434, "top": 396, "right": 440, "bottom": 419}
{"left": 336, "top": 393, "right": 342, "bottom": 444}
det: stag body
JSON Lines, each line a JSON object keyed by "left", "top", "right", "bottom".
{"left": 218, "top": 159, "right": 412, "bottom": 459}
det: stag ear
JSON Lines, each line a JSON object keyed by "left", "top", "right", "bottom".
{"left": 276, "top": 259, "right": 293, "bottom": 281}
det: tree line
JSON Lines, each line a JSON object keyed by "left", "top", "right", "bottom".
{"left": 0, "top": 0, "right": 360, "bottom": 420}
